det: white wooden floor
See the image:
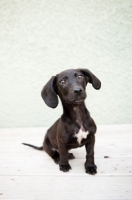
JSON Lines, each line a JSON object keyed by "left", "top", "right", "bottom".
{"left": 0, "top": 125, "right": 132, "bottom": 200}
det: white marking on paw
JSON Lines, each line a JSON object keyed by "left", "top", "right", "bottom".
{"left": 75, "top": 127, "right": 89, "bottom": 144}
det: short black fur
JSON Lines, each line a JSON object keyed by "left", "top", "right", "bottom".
{"left": 22, "top": 68, "right": 101, "bottom": 174}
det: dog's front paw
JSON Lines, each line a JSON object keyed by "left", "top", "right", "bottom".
{"left": 59, "top": 164, "right": 71, "bottom": 172}
{"left": 85, "top": 165, "right": 97, "bottom": 175}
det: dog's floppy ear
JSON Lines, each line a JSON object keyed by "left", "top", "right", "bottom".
{"left": 41, "top": 76, "right": 58, "bottom": 108}
{"left": 80, "top": 69, "right": 101, "bottom": 90}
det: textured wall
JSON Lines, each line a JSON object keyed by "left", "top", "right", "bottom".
{"left": 0, "top": 0, "right": 132, "bottom": 128}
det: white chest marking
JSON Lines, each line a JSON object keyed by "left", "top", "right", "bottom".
{"left": 75, "top": 128, "right": 89, "bottom": 144}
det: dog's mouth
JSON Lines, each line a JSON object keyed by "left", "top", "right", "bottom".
{"left": 64, "top": 97, "right": 85, "bottom": 105}
{"left": 73, "top": 99, "right": 84, "bottom": 104}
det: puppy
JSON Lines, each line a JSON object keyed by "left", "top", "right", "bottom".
{"left": 23, "top": 68, "right": 101, "bottom": 174}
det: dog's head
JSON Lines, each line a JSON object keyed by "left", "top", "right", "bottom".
{"left": 41, "top": 69, "right": 101, "bottom": 108}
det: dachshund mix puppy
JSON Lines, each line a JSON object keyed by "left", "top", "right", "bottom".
{"left": 23, "top": 68, "right": 101, "bottom": 175}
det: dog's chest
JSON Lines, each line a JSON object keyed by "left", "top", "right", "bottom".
{"left": 75, "top": 128, "right": 89, "bottom": 144}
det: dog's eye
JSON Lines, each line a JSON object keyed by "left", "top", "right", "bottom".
{"left": 60, "top": 79, "right": 66, "bottom": 85}
{"left": 78, "top": 75, "right": 83, "bottom": 80}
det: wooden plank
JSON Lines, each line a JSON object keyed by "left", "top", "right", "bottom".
{"left": 1, "top": 139, "right": 132, "bottom": 159}
{"left": 0, "top": 156, "right": 132, "bottom": 176}
{"left": 0, "top": 176, "right": 132, "bottom": 200}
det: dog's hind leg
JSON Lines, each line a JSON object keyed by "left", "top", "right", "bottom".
{"left": 68, "top": 153, "right": 75, "bottom": 159}
{"left": 43, "top": 137, "right": 75, "bottom": 164}
{"left": 43, "top": 137, "right": 60, "bottom": 164}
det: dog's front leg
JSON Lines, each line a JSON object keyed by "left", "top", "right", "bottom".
{"left": 85, "top": 135, "right": 97, "bottom": 175}
{"left": 58, "top": 142, "right": 71, "bottom": 172}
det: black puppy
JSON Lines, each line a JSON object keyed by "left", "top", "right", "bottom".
{"left": 23, "top": 68, "right": 101, "bottom": 175}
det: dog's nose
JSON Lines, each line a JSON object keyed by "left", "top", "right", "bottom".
{"left": 74, "top": 88, "right": 82, "bottom": 94}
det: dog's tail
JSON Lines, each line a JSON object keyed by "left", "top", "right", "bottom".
{"left": 22, "top": 143, "right": 43, "bottom": 150}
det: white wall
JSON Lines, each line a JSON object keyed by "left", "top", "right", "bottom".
{"left": 0, "top": 0, "right": 132, "bottom": 128}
